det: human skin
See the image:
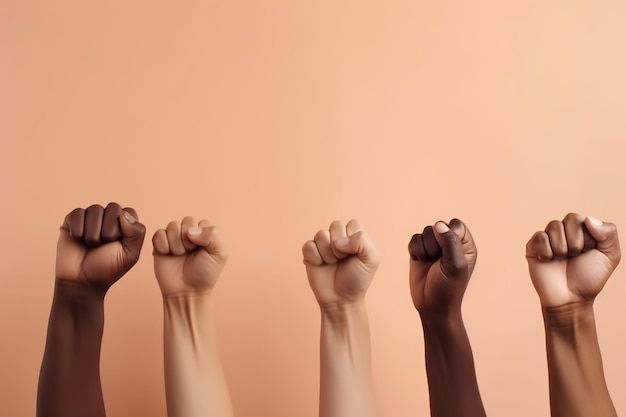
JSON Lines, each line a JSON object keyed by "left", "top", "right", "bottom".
{"left": 152, "top": 216, "right": 233, "bottom": 417}
{"left": 302, "top": 220, "right": 380, "bottom": 417}
{"left": 526, "top": 213, "right": 620, "bottom": 417}
{"left": 37, "top": 203, "right": 146, "bottom": 417}
{"left": 408, "top": 219, "right": 486, "bottom": 417}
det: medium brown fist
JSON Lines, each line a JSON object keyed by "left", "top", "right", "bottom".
{"left": 526, "top": 213, "right": 621, "bottom": 307}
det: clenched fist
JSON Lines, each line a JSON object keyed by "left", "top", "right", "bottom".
{"left": 55, "top": 202, "right": 146, "bottom": 290}
{"left": 152, "top": 217, "right": 228, "bottom": 296}
{"left": 408, "top": 219, "right": 477, "bottom": 316}
{"left": 302, "top": 220, "right": 380, "bottom": 306}
{"left": 526, "top": 213, "right": 621, "bottom": 308}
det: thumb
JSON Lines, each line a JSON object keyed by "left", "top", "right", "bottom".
{"left": 334, "top": 230, "right": 380, "bottom": 269}
{"left": 187, "top": 225, "right": 229, "bottom": 263}
{"left": 433, "top": 222, "right": 468, "bottom": 277}
{"left": 584, "top": 216, "right": 621, "bottom": 266}
{"left": 119, "top": 210, "right": 146, "bottom": 265}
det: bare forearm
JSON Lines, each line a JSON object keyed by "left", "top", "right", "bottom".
{"left": 543, "top": 302, "right": 616, "bottom": 417}
{"left": 420, "top": 312, "right": 486, "bottom": 417}
{"left": 37, "top": 280, "right": 107, "bottom": 417}
{"left": 163, "top": 293, "right": 233, "bottom": 417}
{"left": 319, "top": 301, "right": 378, "bottom": 417}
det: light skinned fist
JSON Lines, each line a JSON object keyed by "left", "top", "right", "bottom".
{"left": 152, "top": 217, "right": 228, "bottom": 296}
{"left": 55, "top": 203, "right": 146, "bottom": 290}
{"left": 302, "top": 220, "right": 380, "bottom": 306}
{"left": 526, "top": 213, "right": 621, "bottom": 308}
{"left": 408, "top": 218, "right": 477, "bottom": 317}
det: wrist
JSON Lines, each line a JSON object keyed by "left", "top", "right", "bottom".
{"left": 163, "top": 291, "right": 214, "bottom": 321}
{"left": 53, "top": 278, "right": 107, "bottom": 304}
{"left": 162, "top": 290, "right": 213, "bottom": 302}
{"left": 542, "top": 300, "right": 595, "bottom": 328}
{"left": 420, "top": 313, "right": 467, "bottom": 341}
{"left": 320, "top": 300, "right": 367, "bottom": 325}
{"left": 418, "top": 307, "right": 464, "bottom": 326}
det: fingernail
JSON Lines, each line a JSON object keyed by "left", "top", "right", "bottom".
{"left": 588, "top": 216, "right": 603, "bottom": 226}
{"left": 123, "top": 211, "right": 136, "bottom": 224}
{"left": 188, "top": 226, "right": 202, "bottom": 236}
{"left": 434, "top": 222, "right": 449, "bottom": 233}
{"left": 336, "top": 237, "right": 350, "bottom": 247}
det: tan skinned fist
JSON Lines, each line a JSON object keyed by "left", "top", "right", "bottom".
{"left": 302, "top": 220, "right": 380, "bottom": 307}
{"left": 152, "top": 217, "right": 228, "bottom": 296}
{"left": 55, "top": 202, "right": 146, "bottom": 290}
{"left": 526, "top": 213, "right": 621, "bottom": 308}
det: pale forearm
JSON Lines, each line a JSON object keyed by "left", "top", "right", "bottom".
{"left": 37, "top": 280, "right": 107, "bottom": 417}
{"left": 319, "top": 301, "right": 378, "bottom": 417}
{"left": 543, "top": 302, "right": 616, "bottom": 417}
{"left": 163, "top": 294, "right": 233, "bottom": 417}
{"left": 420, "top": 312, "right": 486, "bottom": 417}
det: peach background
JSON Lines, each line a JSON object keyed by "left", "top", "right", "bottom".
{"left": 2, "top": 0, "right": 626, "bottom": 416}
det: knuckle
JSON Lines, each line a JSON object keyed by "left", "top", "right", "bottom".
{"left": 166, "top": 221, "right": 180, "bottom": 231}
{"left": 545, "top": 220, "right": 562, "bottom": 232}
{"left": 329, "top": 219, "right": 344, "bottom": 229}
{"left": 314, "top": 229, "right": 328, "bottom": 241}
{"left": 564, "top": 212, "right": 583, "bottom": 222}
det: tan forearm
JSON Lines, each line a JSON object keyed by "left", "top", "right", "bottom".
{"left": 163, "top": 293, "right": 233, "bottom": 417}
{"left": 319, "top": 301, "right": 378, "bottom": 417}
{"left": 543, "top": 302, "right": 616, "bottom": 417}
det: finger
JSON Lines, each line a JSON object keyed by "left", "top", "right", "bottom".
{"left": 119, "top": 209, "right": 146, "bottom": 265}
{"left": 314, "top": 229, "right": 337, "bottom": 264}
{"left": 584, "top": 217, "right": 621, "bottom": 265}
{"left": 526, "top": 231, "right": 553, "bottom": 261}
{"left": 582, "top": 224, "right": 597, "bottom": 252}
{"left": 65, "top": 208, "right": 85, "bottom": 239}
{"left": 329, "top": 220, "right": 349, "bottom": 260}
{"left": 165, "top": 221, "right": 186, "bottom": 256}
{"left": 122, "top": 207, "right": 139, "bottom": 221}
{"left": 187, "top": 224, "right": 229, "bottom": 263}
{"left": 334, "top": 229, "right": 380, "bottom": 268}
{"left": 152, "top": 229, "right": 170, "bottom": 255}
{"left": 181, "top": 216, "right": 198, "bottom": 251}
{"left": 334, "top": 219, "right": 380, "bottom": 267}
{"left": 433, "top": 222, "right": 467, "bottom": 276}
{"left": 449, "top": 218, "right": 474, "bottom": 247}
{"left": 562, "top": 213, "right": 585, "bottom": 256}
{"left": 448, "top": 218, "right": 478, "bottom": 269}
{"left": 101, "top": 203, "right": 122, "bottom": 242}
{"left": 408, "top": 233, "right": 428, "bottom": 261}
{"left": 545, "top": 220, "right": 568, "bottom": 259}
{"left": 422, "top": 225, "right": 443, "bottom": 260}
{"left": 84, "top": 204, "right": 105, "bottom": 247}
{"left": 345, "top": 219, "right": 364, "bottom": 235}
{"left": 302, "top": 240, "right": 324, "bottom": 266}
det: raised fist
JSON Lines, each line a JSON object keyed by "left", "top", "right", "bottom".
{"left": 302, "top": 220, "right": 380, "bottom": 306}
{"left": 152, "top": 217, "right": 228, "bottom": 296}
{"left": 55, "top": 203, "right": 146, "bottom": 290}
{"left": 526, "top": 213, "right": 621, "bottom": 308}
{"left": 408, "top": 219, "right": 477, "bottom": 316}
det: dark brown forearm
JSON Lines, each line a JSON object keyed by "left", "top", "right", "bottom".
{"left": 37, "top": 279, "right": 107, "bottom": 417}
{"left": 420, "top": 312, "right": 486, "bottom": 417}
{"left": 543, "top": 302, "right": 616, "bottom": 417}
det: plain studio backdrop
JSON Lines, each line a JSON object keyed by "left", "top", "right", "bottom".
{"left": 1, "top": 1, "right": 626, "bottom": 416}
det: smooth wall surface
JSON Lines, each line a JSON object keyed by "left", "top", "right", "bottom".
{"left": 2, "top": 1, "right": 626, "bottom": 416}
